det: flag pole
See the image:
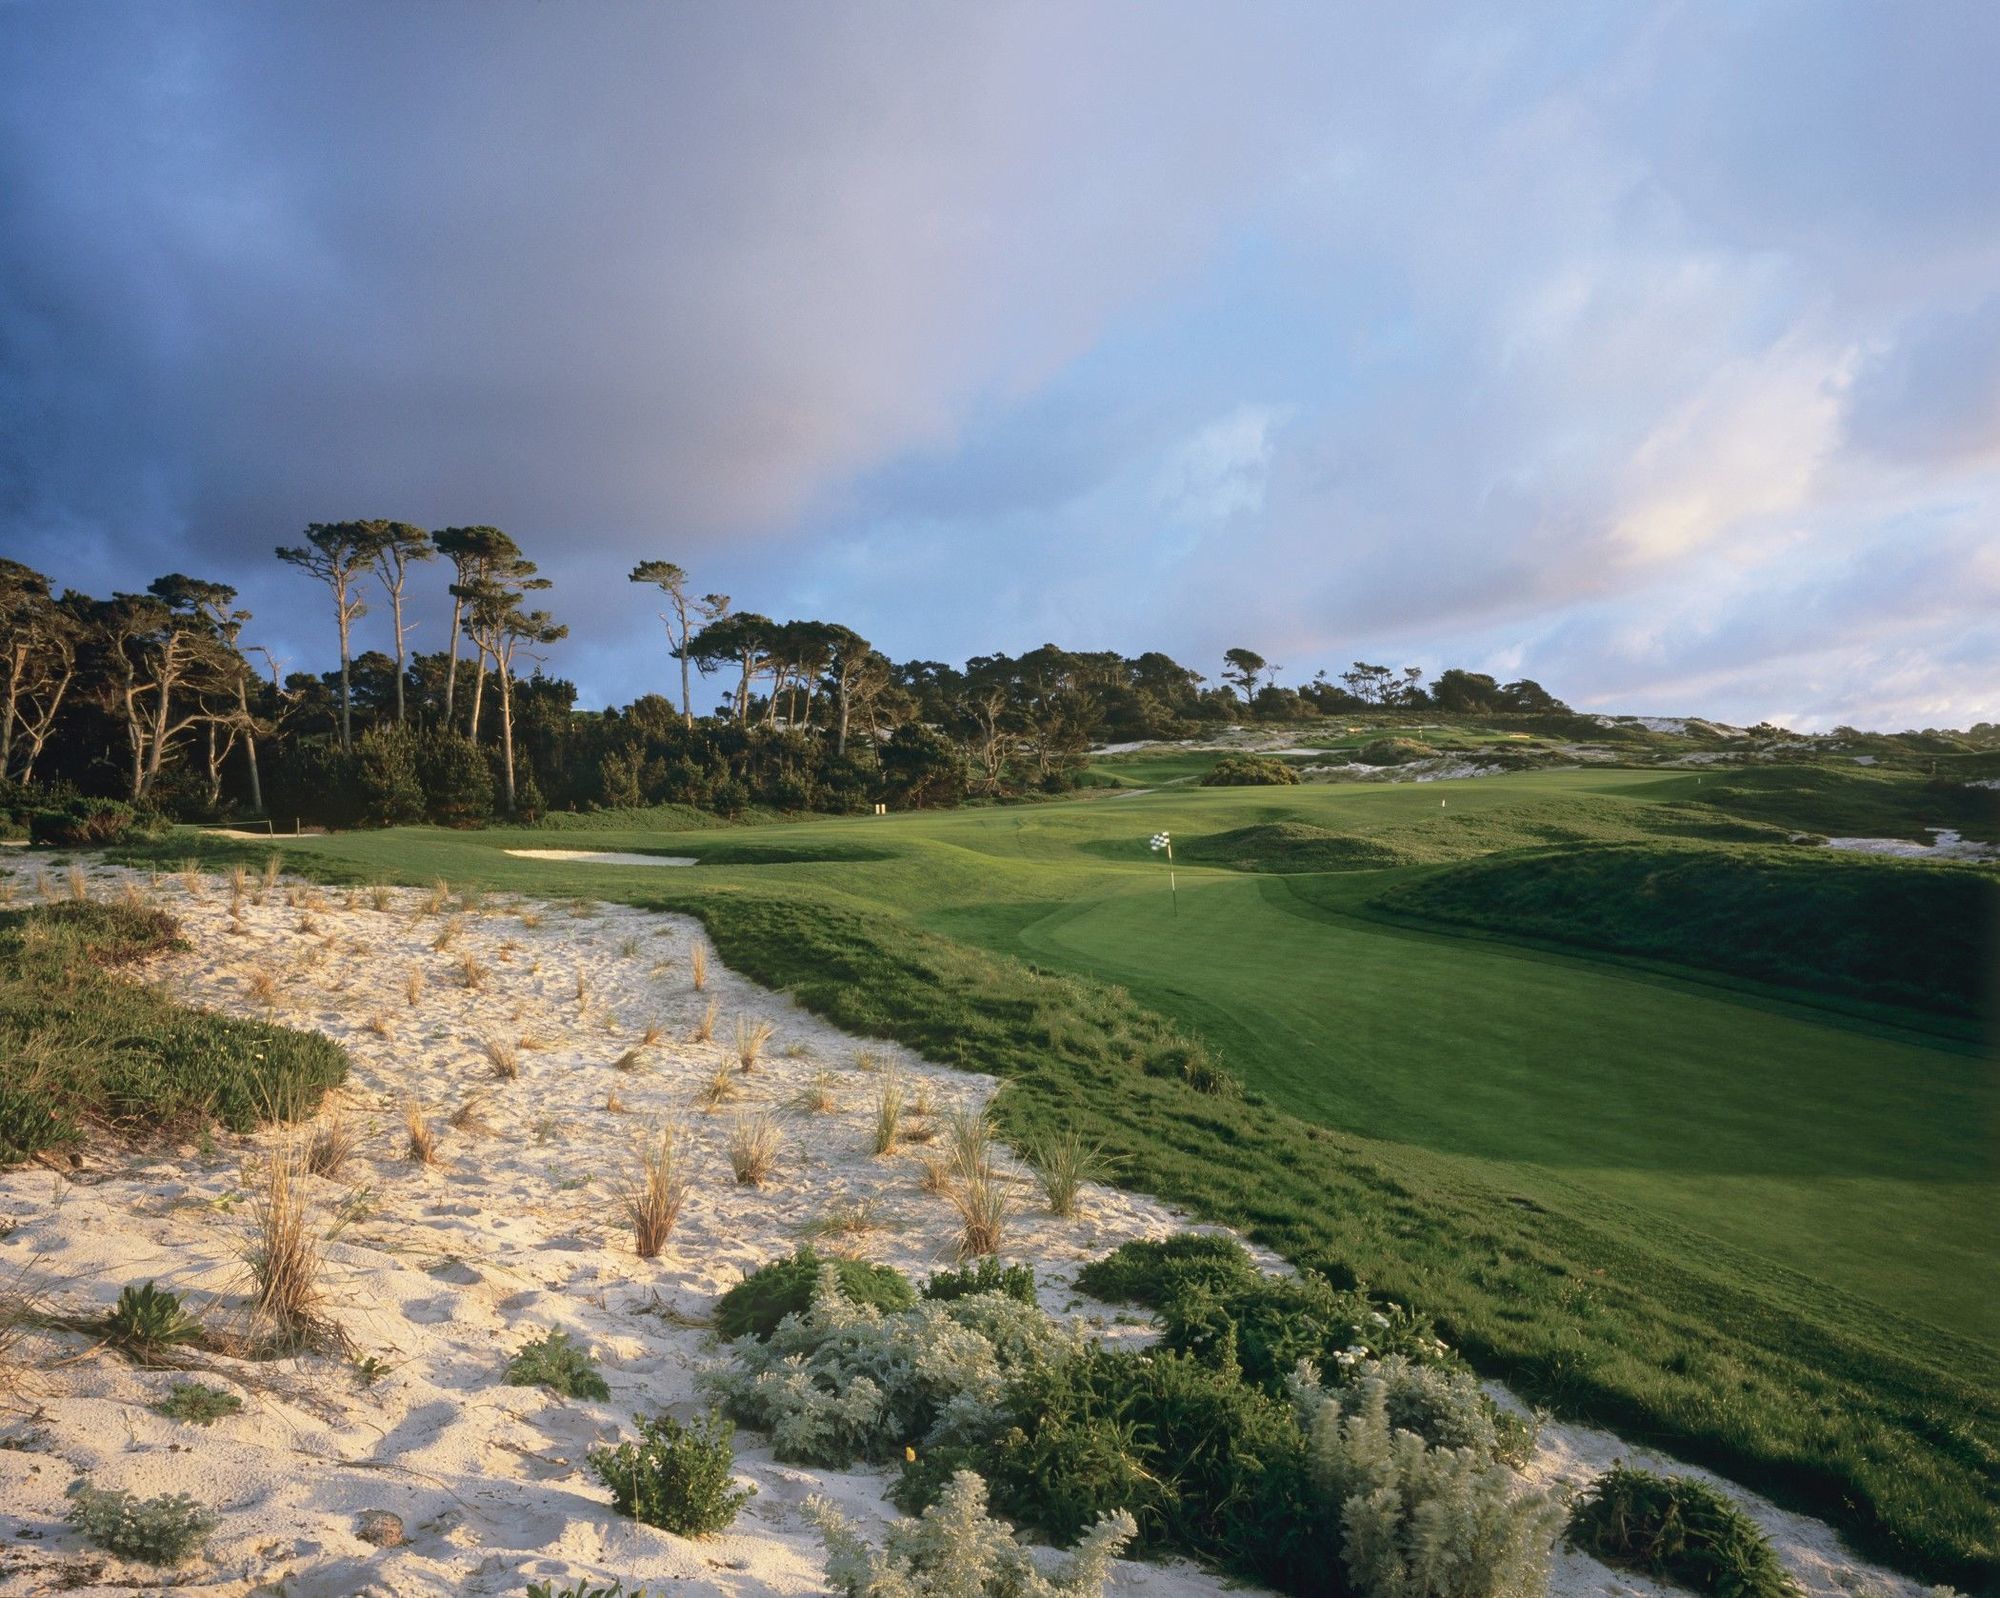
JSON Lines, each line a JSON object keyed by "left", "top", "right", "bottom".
{"left": 1168, "top": 838, "right": 1177, "bottom": 916}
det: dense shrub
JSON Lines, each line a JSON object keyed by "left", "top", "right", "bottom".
{"left": 416, "top": 727, "right": 495, "bottom": 826}
{"left": 1159, "top": 1271, "right": 1446, "bottom": 1391}
{"left": 1356, "top": 738, "right": 1435, "bottom": 767}
{"left": 264, "top": 736, "right": 361, "bottom": 830}
{"left": 29, "top": 796, "right": 138, "bottom": 847}
{"left": 809, "top": 1470, "right": 1135, "bottom": 1598}
{"left": 1200, "top": 754, "right": 1301, "bottom": 786}
{"left": 713, "top": 1246, "right": 915, "bottom": 1342}
{"left": 704, "top": 1268, "right": 1076, "bottom": 1467}
{"left": 1299, "top": 1368, "right": 1565, "bottom": 1598}
{"left": 1567, "top": 1466, "right": 1799, "bottom": 1598}
{"left": 1073, "top": 1234, "right": 1261, "bottom": 1308}
{"left": 354, "top": 724, "right": 425, "bottom": 825}
{"left": 65, "top": 1479, "right": 218, "bottom": 1565}
{"left": 505, "top": 1328, "right": 610, "bottom": 1400}
{"left": 924, "top": 1257, "right": 1038, "bottom": 1305}
{"left": 585, "top": 1409, "right": 752, "bottom": 1536}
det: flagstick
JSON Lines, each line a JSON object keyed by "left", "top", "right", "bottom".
{"left": 1168, "top": 839, "right": 1177, "bottom": 916}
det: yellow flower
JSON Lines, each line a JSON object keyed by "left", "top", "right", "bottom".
{"left": 904, "top": 1446, "right": 917, "bottom": 1463}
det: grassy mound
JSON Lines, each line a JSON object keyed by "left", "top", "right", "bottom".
{"left": 1692, "top": 765, "right": 2000, "bottom": 844}
{"left": 1180, "top": 821, "right": 1414, "bottom": 873}
{"left": 1355, "top": 736, "right": 1435, "bottom": 766}
{"left": 1199, "top": 754, "right": 1301, "bottom": 786}
{"left": 0, "top": 900, "right": 348, "bottom": 1162}
{"left": 1370, "top": 843, "right": 1998, "bottom": 1018}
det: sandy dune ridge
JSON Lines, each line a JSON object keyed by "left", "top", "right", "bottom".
{"left": 0, "top": 855, "right": 1927, "bottom": 1598}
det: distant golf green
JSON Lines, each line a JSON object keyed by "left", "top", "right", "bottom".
{"left": 136, "top": 764, "right": 2000, "bottom": 1585}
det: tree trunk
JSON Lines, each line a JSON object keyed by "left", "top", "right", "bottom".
{"left": 444, "top": 588, "right": 465, "bottom": 723}
{"left": 497, "top": 649, "right": 517, "bottom": 813}
{"left": 0, "top": 644, "right": 20, "bottom": 778}
{"left": 836, "top": 678, "right": 852, "bottom": 756}
{"left": 390, "top": 583, "right": 408, "bottom": 723}
{"left": 469, "top": 646, "right": 487, "bottom": 743}
{"left": 237, "top": 677, "right": 263, "bottom": 812}
{"left": 673, "top": 598, "right": 692, "bottom": 727}
{"left": 336, "top": 582, "right": 354, "bottom": 752}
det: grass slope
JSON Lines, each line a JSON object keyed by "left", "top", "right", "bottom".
{"left": 109, "top": 765, "right": 2000, "bottom": 1586}
{"left": 1369, "top": 842, "right": 1998, "bottom": 1017}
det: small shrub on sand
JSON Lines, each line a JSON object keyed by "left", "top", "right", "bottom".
{"left": 872, "top": 1070, "right": 904, "bottom": 1156}
{"left": 734, "top": 1016, "right": 774, "bottom": 1073}
{"left": 621, "top": 1128, "right": 689, "bottom": 1259}
{"left": 1073, "top": 1234, "right": 1261, "bottom": 1309}
{"left": 620, "top": 935, "right": 642, "bottom": 960}
{"left": 604, "top": 1088, "right": 628, "bottom": 1114}
{"left": 506, "top": 1328, "right": 611, "bottom": 1400}
{"left": 806, "top": 1197, "right": 886, "bottom": 1241}
{"left": 692, "top": 997, "right": 718, "bottom": 1042}
{"left": 728, "top": 1112, "right": 782, "bottom": 1186}
{"left": 923, "top": 1257, "right": 1037, "bottom": 1306}
{"left": 151, "top": 1381, "right": 242, "bottom": 1426}
{"left": 404, "top": 1102, "right": 440, "bottom": 1165}
{"left": 588, "top": 1409, "right": 752, "bottom": 1535}
{"left": 483, "top": 1035, "right": 521, "bottom": 1080}
{"left": 1567, "top": 1465, "right": 1798, "bottom": 1598}
{"left": 808, "top": 1470, "right": 1132, "bottom": 1598}
{"left": 1025, "top": 1130, "right": 1113, "bottom": 1218}
{"left": 65, "top": 1479, "right": 218, "bottom": 1565}
{"left": 517, "top": 908, "right": 542, "bottom": 929}
{"left": 304, "top": 1108, "right": 358, "bottom": 1178}
{"left": 714, "top": 1247, "right": 915, "bottom": 1343}
{"left": 101, "top": 1281, "right": 203, "bottom": 1360}
{"left": 916, "top": 1154, "right": 952, "bottom": 1195}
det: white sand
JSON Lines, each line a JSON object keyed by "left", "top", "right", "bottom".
{"left": 0, "top": 855, "right": 1932, "bottom": 1598}
{"left": 1823, "top": 828, "right": 1997, "bottom": 862}
{"left": 505, "top": 850, "right": 699, "bottom": 867}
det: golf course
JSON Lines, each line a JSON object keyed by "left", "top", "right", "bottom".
{"left": 133, "top": 760, "right": 2000, "bottom": 1588}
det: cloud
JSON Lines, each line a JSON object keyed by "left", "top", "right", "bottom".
{"left": 1, "top": 1, "right": 1995, "bottom": 730}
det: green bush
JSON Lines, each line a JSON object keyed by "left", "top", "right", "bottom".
{"left": 416, "top": 727, "right": 495, "bottom": 826}
{"left": 28, "top": 797, "right": 138, "bottom": 848}
{"left": 810, "top": 1470, "right": 1135, "bottom": 1598}
{"left": 714, "top": 1246, "right": 915, "bottom": 1342}
{"left": 1300, "top": 1368, "right": 1565, "bottom": 1598}
{"left": 65, "top": 1479, "right": 218, "bottom": 1565}
{"left": 586, "top": 1410, "right": 753, "bottom": 1536}
{"left": 151, "top": 1382, "right": 243, "bottom": 1426}
{"left": 506, "top": 1329, "right": 610, "bottom": 1400}
{"left": 355, "top": 724, "right": 425, "bottom": 826}
{"left": 1567, "top": 1466, "right": 1799, "bottom": 1598}
{"left": 1355, "top": 737, "right": 1435, "bottom": 767}
{"left": 1159, "top": 1272, "right": 1444, "bottom": 1392}
{"left": 923, "top": 1257, "right": 1037, "bottom": 1305}
{"left": 1073, "top": 1234, "right": 1261, "bottom": 1309}
{"left": 1200, "top": 754, "right": 1301, "bottom": 786}
{"left": 264, "top": 736, "right": 361, "bottom": 830}
{"left": 102, "top": 1282, "right": 203, "bottom": 1359}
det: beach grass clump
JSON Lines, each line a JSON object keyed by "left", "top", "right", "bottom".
{"left": 621, "top": 1127, "right": 689, "bottom": 1259}
{"left": 151, "top": 1381, "right": 243, "bottom": 1426}
{"left": 1025, "top": 1130, "right": 1112, "bottom": 1218}
{"left": 871, "top": 1070, "right": 904, "bottom": 1156}
{"left": 449, "top": 1094, "right": 493, "bottom": 1134}
{"left": 247, "top": 1148, "right": 336, "bottom": 1351}
{"left": 404, "top": 1102, "right": 440, "bottom": 1164}
{"left": 945, "top": 1165, "right": 1007, "bottom": 1259}
{"left": 789, "top": 1067, "right": 840, "bottom": 1114}
{"left": 65, "top": 1479, "right": 218, "bottom": 1565}
{"left": 1567, "top": 1466, "right": 1799, "bottom": 1598}
{"left": 483, "top": 1035, "right": 521, "bottom": 1080}
{"left": 690, "top": 941, "right": 708, "bottom": 991}
{"left": 692, "top": 997, "right": 719, "bottom": 1042}
{"left": 304, "top": 1108, "right": 358, "bottom": 1178}
{"left": 713, "top": 1247, "right": 914, "bottom": 1343}
{"left": 587, "top": 1409, "right": 752, "bottom": 1536}
{"left": 697, "top": 1057, "right": 739, "bottom": 1110}
{"left": 506, "top": 1328, "right": 611, "bottom": 1401}
{"left": 727, "top": 1111, "right": 782, "bottom": 1186}
{"left": 734, "top": 1016, "right": 774, "bottom": 1072}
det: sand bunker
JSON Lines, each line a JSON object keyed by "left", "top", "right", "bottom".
{"left": 504, "top": 848, "right": 698, "bottom": 866}
{"left": 1823, "top": 828, "right": 1997, "bottom": 862}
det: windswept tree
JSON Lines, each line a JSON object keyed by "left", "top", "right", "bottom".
{"left": 159, "top": 575, "right": 269, "bottom": 813}
{"left": 368, "top": 522, "right": 434, "bottom": 724}
{"left": 276, "top": 522, "right": 379, "bottom": 750}
{"left": 432, "top": 526, "right": 521, "bottom": 730}
{"left": 821, "top": 623, "right": 876, "bottom": 756}
{"left": 686, "top": 611, "right": 776, "bottom": 724}
{"left": 88, "top": 577, "right": 247, "bottom": 800}
{"left": 462, "top": 573, "right": 566, "bottom": 814}
{"left": 457, "top": 549, "right": 548, "bottom": 745}
{"left": 629, "top": 560, "right": 729, "bottom": 727}
{"left": 1222, "top": 647, "right": 1267, "bottom": 704}
{"left": 0, "top": 559, "right": 84, "bottom": 784}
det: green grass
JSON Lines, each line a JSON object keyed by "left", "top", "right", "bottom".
{"left": 111, "top": 765, "right": 2000, "bottom": 1587}
{"left": 0, "top": 899, "right": 347, "bottom": 1161}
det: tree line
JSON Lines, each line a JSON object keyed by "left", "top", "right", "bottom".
{"left": 0, "top": 528, "right": 1569, "bottom": 830}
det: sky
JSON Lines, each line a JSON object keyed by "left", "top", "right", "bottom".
{"left": 2, "top": 1, "right": 1997, "bottom": 731}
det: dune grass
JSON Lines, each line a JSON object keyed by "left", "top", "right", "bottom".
{"left": 102, "top": 766, "right": 2000, "bottom": 1585}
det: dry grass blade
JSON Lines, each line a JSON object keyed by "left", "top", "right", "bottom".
{"left": 603, "top": 1088, "right": 627, "bottom": 1114}
{"left": 404, "top": 1102, "right": 440, "bottom": 1165}
{"left": 369, "top": 885, "right": 393, "bottom": 912}
{"left": 364, "top": 1012, "right": 392, "bottom": 1039}
{"left": 243, "top": 964, "right": 281, "bottom": 1009}
{"left": 421, "top": 878, "right": 451, "bottom": 915}
{"left": 612, "top": 1048, "right": 645, "bottom": 1073}
{"left": 433, "top": 916, "right": 464, "bottom": 953}
{"left": 622, "top": 1127, "right": 689, "bottom": 1259}
{"left": 228, "top": 865, "right": 249, "bottom": 901}
{"left": 800, "top": 1197, "right": 885, "bottom": 1242}
{"left": 573, "top": 966, "right": 590, "bottom": 1006}
{"left": 735, "top": 1016, "right": 774, "bottom": 1073}
{"left": 448, "top": 1095, "right": 493, "bottom": 1134}
{"left": 639, "top": 1018, "right": 666, "bottom": 1048}
{"left": 304, "top": 1109, "right": 358, "bottom": 1179}
{"left": 0, "top": 877, "right": 20, "bottom": 907}
{"left": 33, "top": 869, "right": 56, "bottom": 904}
{"left": 261, "top": 854, "right": 282, "bottom": 895}
{"left": 947, "top": 1166, "right": 1008, "bottom": 1259}
{"left": 180, "top": 862, "right": 206, "bottom": 897}
{"left": 728, "top": 1111, "right": 782, "bottom": 1186}
{"left": 518, "top": 908, "right": 541, "bottom": 929}
{"left": 1027, "top": 1130, "right": 1114, "bottom": 1218}
{"left": 690, "top": 941, "right": 708, "bottom": 992}
{"left": 917, "top": 1154, "right": 952, "bottom": 1196}
{"left": 456, "top": 951, "right": 489, "bottom": 990}
{"left": 482, "top": 1035, "right": 520, "bottom": 1080}
{"left": 872, "top": 1069, "right": 904, "bottom": 1157}
{"left": 697, "top": 1057, "right": 739, "bottom": 1110}
{"left": 403, "top": 965, "right": 426, "bottom": 1008}
{"left": 692, "top": 997, "right": 718, "bottom": 1043}
{"left": 619, "top": 935, "right": 641, "bottom": 960}
{"left": 118, "top": 879, "right": 146, "bottom": 910}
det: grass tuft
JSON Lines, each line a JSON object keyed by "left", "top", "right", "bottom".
{"left": 621, "top": 1127, "right": 689, "bottom": 1259}
{"left": 728, "top": 1112, "right": 782, "bottom": 1186}
{"left": 734, "top": 1016, "right": 774, "bottom": 1073}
